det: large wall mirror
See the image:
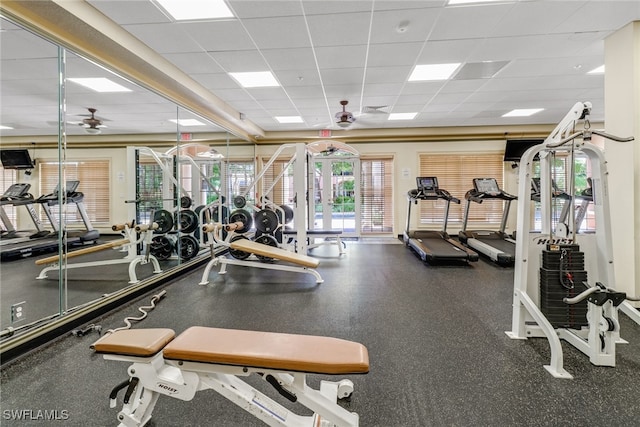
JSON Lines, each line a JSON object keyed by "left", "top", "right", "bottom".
{"left": 0, "top": 15, "right": 249, "bottom": 357}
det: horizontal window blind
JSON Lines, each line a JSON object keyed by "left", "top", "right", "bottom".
{"left": 419, "top": 153, "right": 504, "bottom": 226}
{"left": 259, "top": 158, "right": 293, "bottom": 206}
{"left": 361, "top": 156, "right": 393, "bottom": 233}
{"left": 0, "top": 168, "right": 18, "bottom": 226}
{"left": 39, "top": 160, "right": 110, "bottom": 225}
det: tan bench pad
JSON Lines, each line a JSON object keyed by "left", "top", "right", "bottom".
{"left": 92, "top": 328, "right": 176, "bottom": 357}
{"left": 229, "top": 239, "right": 320, "bottom": 268}
{"left": 163, "top": 326, "right": 369, "bottom": 375}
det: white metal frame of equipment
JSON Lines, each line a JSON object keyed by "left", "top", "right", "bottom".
{"left": 505, "top": 101, "right": 640, "bottom": 379}
{"left": 36, "top": 221, "right": 162, "bottom": 284}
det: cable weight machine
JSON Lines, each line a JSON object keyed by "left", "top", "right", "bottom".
{"left": 505, "top": 101, "right": 640, "bottom": 379}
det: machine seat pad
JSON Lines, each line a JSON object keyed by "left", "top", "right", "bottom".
{"left": 163, "top": 326, "right": 369, "bottom": 375}
{"left": 92, "top": 328, "right": 176, "bottom": 357}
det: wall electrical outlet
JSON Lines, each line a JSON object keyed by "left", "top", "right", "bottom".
{"left": 10, "top": 301, "right": 26, "bottom": 324}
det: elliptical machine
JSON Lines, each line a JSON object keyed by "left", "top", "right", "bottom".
{"left": 505, "top": 101, "right": 640, "bottom": 378}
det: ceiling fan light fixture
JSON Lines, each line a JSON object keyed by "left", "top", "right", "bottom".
{"left": 84, "top": 127, "right": 102, "bottom": 135}
{"left": 336, "top": 120, "right": 352, "bottom": 128}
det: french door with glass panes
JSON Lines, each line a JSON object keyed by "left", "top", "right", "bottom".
{"left": 308, "top": 156, "right": 360, "bottom": 238}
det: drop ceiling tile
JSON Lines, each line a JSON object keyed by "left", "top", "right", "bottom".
{"left": 178, "top": 20, "right": 256, "bottom": 52}
{"left": 228, "top": 0, "right": 304, "bottom": 19}
{"left": 320, "top": 68, "right": 364, "bottom": 86}
{"left": 275, "top": 70, "right": 322, "bottom": 88}
{"left": 302, "top": 1, "right": 375, "bottom": 16}
{"left": 315, "top": 45, "right": 367, "bottom": 69}
{"left": 491, "top": 1, "right": 583, "bottom": 38}
{"left": 416, "top": 39, "right": 479, "bottom": 63}
{"left": 429, "top": 3, "right": 513, "bottom": 41}
{"left": 370, "top": 7, "right": 438, "bottom": 44}
{"left": 553, "top": 1, "right": 640, "bottom": 34}
{"left": 242, "top": 15, "right": 311, "bottom": 49}
{"left": 261, "top": 47, "right": 318, "bottom": 70}
{"left": 367, "top": 42, "right": 425, "bottom": 67}
{"left": 207, "top": 50, "right": 268, "bottom": 72}
{"left": 306, "top": 12, "right": 372, "bottom": 47}
{"left": 285, "top": 85, "right": 326, "bottom": 100}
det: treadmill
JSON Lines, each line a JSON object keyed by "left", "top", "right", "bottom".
{"left": 0, "top": 183, "right": 50, "bottom": 242}
{"left": 458, "top": 178, "right": 517, "bottom": 266}
{"left": 1, "top": 181, "right": 99, "bottom": 261}
{"left": 403, "top": 177, "right": 478, "bottom": 264}
{"left": 530, "top": 177, "right": 572, "bottom": 237}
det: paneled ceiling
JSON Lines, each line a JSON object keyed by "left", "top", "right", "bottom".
{"left": 1, "top": 0, "right": 639, "bottom": 141}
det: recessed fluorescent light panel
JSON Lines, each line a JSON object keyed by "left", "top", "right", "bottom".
{"left": 229, "top": 71, "right": 280, "bottom": 88}
{"left": 588, "top": 65, "right": 605, "bottom": 74}
{"left": 155, "top": 0, "right": 234, "bottom": 21}
{"left": 0, "top": 125, "right": 14, "bottom": 130}
{"left": 169, "top": 119, "right": 206, "bottom": 126}
{"left": 448, "top": 0, "right": 508, "bottom": 5}
{"left": 388, "top": 113, "right": 417, "bottom": 121}
{"left": 502, "top": 108, "right": 544, "bottom": 117}
{"left": 275, "top": 116, "right": 303, "bottom": 124}
{"left": 408, "top": 63, "right": 461, "bottom": 81}
{"left": 68, "top": 78, "right": 131, "bottom": 93}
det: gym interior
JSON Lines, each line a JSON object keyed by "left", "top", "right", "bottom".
{"left": 1, "top": 2, "right": 639, "bottom": 426}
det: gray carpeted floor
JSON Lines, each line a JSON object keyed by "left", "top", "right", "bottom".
{"left": 1, "top": 243, "right": 639, "bottom": 426}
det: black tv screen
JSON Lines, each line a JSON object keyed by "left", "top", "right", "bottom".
{"left": 1, "top": 149, "right": 34, "bottom": 169}
{"left": 503, "top": 139, "right": 544, "bottom": 162}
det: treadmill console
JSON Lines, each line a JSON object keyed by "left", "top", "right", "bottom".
{"left": 416, "top": 177, "right": 439, "bottom": 197}
{"left": 473, "top": 178, "right": 500, "bottom": 195}
{"left": 2, "top": 183, "right": 31, "bottom": 199}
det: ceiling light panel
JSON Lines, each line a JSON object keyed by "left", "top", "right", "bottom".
{"left": 388, "top": 113, "right": 417, "bottom": 121}
{"left": 408, "top": 63, "right": 461, "bottom": 81}
{"left": 228, "top": 71, "right": 280, "bottom": 88}
{"left": 169, "top": 118, "right": 206, "bottom": 126}
{"left": 502, "top": 108, "right": 543, "bottom": 117}
{"left": 588, "top": 65, "right": 605, "bottom": 74}
{"left": 154, "top": 0, "right": 234, "bottom": 21}
{"left": 275, "top": 116, "right": 304, "bottom": 124}
{"left": 67, "top": 78, "right": 132, "bottom": 92}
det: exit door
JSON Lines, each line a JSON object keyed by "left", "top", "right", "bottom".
{"left": 310, "top": 156, "right": 360, "bottom": 238}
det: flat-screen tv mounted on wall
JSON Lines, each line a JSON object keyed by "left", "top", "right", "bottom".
{"left": 0, "top": 149, "right": 35, "bottom": 170}
{"left": 503, "top": 139, "right": 544, "bottom": 162}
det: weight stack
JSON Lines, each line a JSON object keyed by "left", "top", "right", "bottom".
{"left": 539, "top": 244, "right": 589, "bottom": 329}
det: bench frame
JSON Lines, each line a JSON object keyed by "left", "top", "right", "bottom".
{"left": 97, "top": 327, "right": 365, "bottom": 427}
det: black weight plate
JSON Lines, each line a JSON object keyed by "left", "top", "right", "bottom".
{"left": 178, "top": 209, "right": 199, "bottom": 234}
{"left": 150, "top": 235, "right": 174, "bottom": 260}
{"left": 153, "top": 209, "right": 174, "bottom": 234}
{"left": 278, "top": 204, "right": 294, "bottom": 224}
{"left": 178, "top": 235, "right": 199, "bottom": 261}
{"left": 229, "top": 235, "right": 251, "bottom": 260}
{"left": 254, "top": 209, "right": 279, "bottom": 233}
{"left": 229, "top": 209, "right": 253, "bottom": 233}
{"left": 180, "top": 195, "right": 193, "bottom": 209}
{"left": 212, "top": 205, "right": 229, "bottom": 223}
{"left": 233, "top": 195, "right": 246, "bottom": 208}
{"left": 254, "top": 234, "right": 278, "bottom": 262}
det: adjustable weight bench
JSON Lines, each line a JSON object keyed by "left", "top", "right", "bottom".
{"left": 284, "top": 229, "right": 346, "bottom": 255}
{"left": 93, "top": 326, "right": 369, "bottom": 427}
{"left": 199, "top": 237, "right": 324, "bottom": 284}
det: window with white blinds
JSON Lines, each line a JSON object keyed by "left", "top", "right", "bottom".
{"left": 361, "top": 156, "right": 393, "bottom": 233}
{"left": 259, "top": 158, "right": 294, "bottom": 206}
{"left": 419, "top": 153, "right": 504, "bottom": 226}
{"left": 0, "top": 168, "right": 18, "bottom": 226}
{"left": 39, "top": 160, "right": 110, "bottom": 225}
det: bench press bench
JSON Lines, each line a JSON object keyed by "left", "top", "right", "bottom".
{"left": 284, "top": 229, "right": 346, "bottom": 255}
{"left": 93, "top": 326, "right": 369, "bottom": 427}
